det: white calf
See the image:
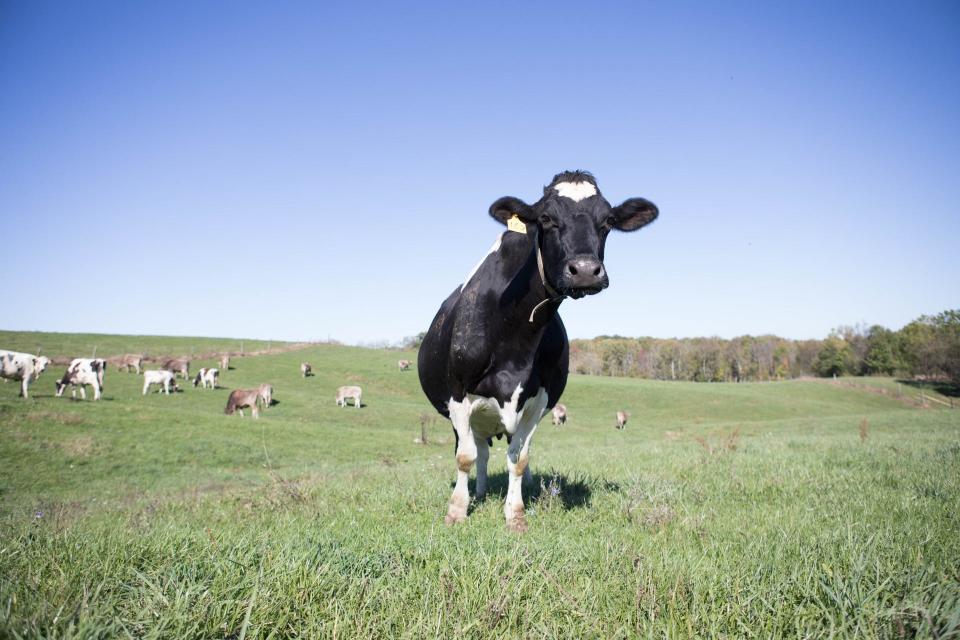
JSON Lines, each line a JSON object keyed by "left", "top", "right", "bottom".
{"left": 143, "top": 369, "right": 177, "bottom": 395}
{"left": 55, "top": 358, "right": 106, "bottom": 401}
{"left": 615, "top": 410, "right": 629, "bottom": 430}
{"left": 301, "top": 362, "right": 312, "bottom": 377}
{"left": 0, "top": 350, "right": 51, "bottom": 399}
{"left": 336, "top": 385, "right": 362, "bottom": 408}
{"left": 192, "top": 368, "right": 219, "bottom": 389}
{"left": 398, "top": 359, "right": 412, "bottom": 372}
{"left": 257, "top": 383, "right": 273, "bottom": 409}
{"left": 552, "top": 403, "right": 567, "bottom": 426}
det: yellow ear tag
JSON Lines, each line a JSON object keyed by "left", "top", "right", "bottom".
{"left": 507, "top": 215, "right": 527, "bottom": 234}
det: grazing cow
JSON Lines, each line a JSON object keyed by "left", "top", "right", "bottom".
{"left": 161, "top": 358, "right": 190, "bottom": 379}
{"left": 257, "top": 383, "right": 273, "bottom": 409}
{"left": 552, "top": 403, "right": 567, "bottom": 426}
{"left": 55, "top": 358, "right": 107, "bottom": 401}
{"left": 615, "top": 410, "right": 629, "bottom": 430}
{"left": 398, "top": 359, "right": 412, "bottom": 372}
{"left": 192, "top": 367, "right": 219, "bottom": 389}
{"left": 301, "top": 362, "right": 312, "bottom": 377}
{"left": 418, "top": 171, "right": 658, "bottom": 531}
{"left": 115, "top": 354, "right": 143, "bottom": 374}
{"left": 224, "top": 389, "right": 260, "bottom": 418}
{"left": 0, "top": 350, "right": 51, "bottom": 399}
{"left": 335, "top": 385, "right": 362, "bottom": 408}
{"left": 220, "top": 355, "right": 230, "bottom": 371}
{"left": 143, "top": 369, "right": 178, "bottom": 395}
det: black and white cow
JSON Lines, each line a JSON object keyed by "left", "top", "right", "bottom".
{"left": 0, "top": 350, "right": 51, "bottom": 399}
{"left": 55, "top": 358, "right": 107, "bottom": 401}
{"left": 418, "top": 171, "right": 658, "bottom": 531}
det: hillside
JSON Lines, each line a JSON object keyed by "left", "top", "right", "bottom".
{"left": 0, "top": 333, "right": 958, "bottom": 638}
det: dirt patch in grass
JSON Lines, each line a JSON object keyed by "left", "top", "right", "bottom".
{"left": 26, "top": 410, "right": 86, "bottom": 426}
{"left": 60, "top": 435, "right": 96, "bottom": 457}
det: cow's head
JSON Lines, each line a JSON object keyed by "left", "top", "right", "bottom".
{"left": 32, "top": 356, "right": 50, "bottom": 377}
{"left": 55, "top": 378, "right": 66, "bottom": 397}
{"left": 490, "top": 171, "right": 658, "bottom": 299}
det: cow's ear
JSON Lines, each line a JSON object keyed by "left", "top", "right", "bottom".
{"left": 489, "top": 196, "right": 534, "bottom": 225}
{"left": 610, "top": 198, "right": 659, "bottom": 232}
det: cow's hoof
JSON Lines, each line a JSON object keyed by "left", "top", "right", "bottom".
{"left": 445, "top": 512, "right": 466, "bottom": 526}
{"left": 506, "top": 516, "right": 528, "bottom": 534}
{"left": 445, "top": 504, "right": 467, "bottom": 525}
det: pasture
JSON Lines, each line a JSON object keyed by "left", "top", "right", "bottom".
{"left": 0, "top": 333, "right": 958, "bottom": 638}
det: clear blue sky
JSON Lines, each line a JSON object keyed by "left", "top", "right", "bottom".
{"left": 2, "top": 1, "right": 958, "bottom": 344}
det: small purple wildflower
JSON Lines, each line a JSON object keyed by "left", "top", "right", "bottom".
{"left": 34, "top": 509, "right": 43, "bottom": 520}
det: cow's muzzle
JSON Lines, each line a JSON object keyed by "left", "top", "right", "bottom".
{"left": 560, "top": 255, "right": 609, "bottom": 298}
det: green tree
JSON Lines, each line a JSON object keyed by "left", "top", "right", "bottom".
{"left": 862, "top": 325, "right": 900, "bottom": 375}
{"left": 814, "top": 337, "right": 852, "bottom": 377}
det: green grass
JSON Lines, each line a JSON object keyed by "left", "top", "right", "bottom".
{"left": 1, "top": 334, "right": 958, "bottom": 638}
{"left": 0, "top": 330, "right": 286, "bottom": 360}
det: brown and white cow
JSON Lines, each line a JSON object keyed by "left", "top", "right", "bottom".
{"left": 192, "top": 368, "right": 219, "bottom": 389}
{"left": 615, "top": 410, "right": 629, "bottom": 430}
{"left": 143, "top": 369, "right": 178, "bottom": 395}
{"left": 301, "top": 362, "right": 312, "bottom": 377}
{"left": 551, "top": 403, "right": 567, "bottom": 426}
{"left": 224, "top": 389, "right": 261, "bottom": 418}
{"left": 335, "top": 385, "right": 362, "bottom": 408}
{"left": 115, "top": 354, "right": 143, "bottom": 374}
{"left": 398, "top": 359, "right": 412, "bottom": 372}
{"left": 0, "top": 350, "right": 51, "bottom": 399}
{"left": 161, "top": 358, "right": 190, "bottom": 379}
{"left": 55, "top": 358, "right": 106, "bottom": 401}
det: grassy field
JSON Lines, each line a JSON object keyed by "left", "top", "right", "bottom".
{"left": 1, "top": 334, "right": 958, "bottom": 638}
{"left": 0, "top": 331, "right": 286, "bottom": 361}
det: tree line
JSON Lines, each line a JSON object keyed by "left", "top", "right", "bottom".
{"left": 568, "top": 309, "right": 960, "bottom": 384}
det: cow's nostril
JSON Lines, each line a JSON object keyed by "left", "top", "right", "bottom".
{"left": 567, "top": 264, "right": 578, "bottom": 276}
{"left": 592, "top": 265, "right": 602, "bottom": 276}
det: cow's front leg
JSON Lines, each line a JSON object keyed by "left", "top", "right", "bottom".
{"left": 503, "top": 405, "right": 545, "bottom": 532}
{"left": 20, "top": 378, "right": 28, "bottom": 399}
{"left": 474, "top": 435, "right": 490, "bottom": 501}
{"left": 445, "top": 399, "right": 475, "bottom": 525}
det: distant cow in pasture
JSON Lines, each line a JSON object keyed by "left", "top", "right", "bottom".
{"left": 143, "top": 369, "right": 178, "bottom": 395}
{"left": 114, "top": 354, "right": 143, "bottom": 374}
{"left": 398, "top": 359, "right": 412, "bottom": 372}
{"left": 0, "top": 350, "right": 51, "bottom": 399}
{"left": 615, "top": 410, "right": 629, "bottom": 430}
{"left": 418, "top": 171, "right": 658, "bottom": 531}
{"left": 55, "top": 358, "right": 106, "bottom": 401}
{"left": 193, "top": 368, "right": 219, "bottom": 389}
{"left": 336, "top": 385, "right": 362, "bottom": 408}
{"left": 552, "top": 403, "right": 567, "bottom": 426}
{"left": 301, "top": 362, "right": 312, "bottom": 377}
{"left": 224, "top": 389, "right": 261, "bottom": 418}
{"left": 220, "top": 355, "right": 230, "bottom": 371}
{"left": 161, "top": 358, "right": 190, "bottom": 379}
{"left": 257, "top": 383, "right": 273, "bottom": 409}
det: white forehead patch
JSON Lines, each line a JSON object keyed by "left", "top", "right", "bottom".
{"left": 553, "top": 181, "right": 597, "bottom": 202}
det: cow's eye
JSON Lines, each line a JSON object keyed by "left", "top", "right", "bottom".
{"left": 539, "top": 214, "right": 553, "bottom": 227}
{"left": 602, "top": 215, "right": 616, "bottom": 229}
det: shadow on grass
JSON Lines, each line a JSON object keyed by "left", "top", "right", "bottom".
{"left": 458, "top": 471, "right": 606, "bottom": 512}
{"left": 897, "top": 379, "right": 960, "bottom": 398}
